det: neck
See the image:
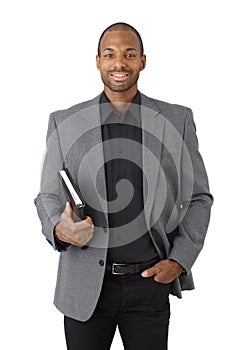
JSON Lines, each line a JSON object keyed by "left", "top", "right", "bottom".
{"left": 104, "top": 85, "right": 138, "bottom": 115}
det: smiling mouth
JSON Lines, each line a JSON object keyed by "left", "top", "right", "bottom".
{"left": 110, "top": 72, "right": 129, "bottom": 81}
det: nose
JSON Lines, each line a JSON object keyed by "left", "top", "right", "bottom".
{"left": 113, "top": 54, "right": 127, "bottom": 70}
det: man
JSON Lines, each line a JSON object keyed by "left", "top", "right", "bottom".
{"left": 34, "top": 22, "right": 213, "bottom": 350}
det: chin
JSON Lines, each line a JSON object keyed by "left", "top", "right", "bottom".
{"left": 108, "top": 83, "right": 135, "bottom": 93}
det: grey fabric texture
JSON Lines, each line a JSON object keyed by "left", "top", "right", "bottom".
{"left": 34, "top": 92, "right": 213, "bottom": 321}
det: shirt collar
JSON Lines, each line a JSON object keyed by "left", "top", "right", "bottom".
{"left": 99, "top": 90, "right": 141, "bottom": 126}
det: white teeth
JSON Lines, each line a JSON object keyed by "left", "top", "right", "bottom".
{"left": 112, "top": 73, "right": 127, "bottom": 77}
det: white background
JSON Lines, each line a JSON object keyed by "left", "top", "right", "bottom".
{"left": 1, "top": 0, "right": 232, "bottom": 349}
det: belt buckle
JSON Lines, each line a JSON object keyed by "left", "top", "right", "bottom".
{"left": 112, "top": 263, "right": 127, "bottom": 275}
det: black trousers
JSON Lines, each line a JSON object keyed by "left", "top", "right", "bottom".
{"left": 64, "top": 268, "right": 171, "bottom": 350}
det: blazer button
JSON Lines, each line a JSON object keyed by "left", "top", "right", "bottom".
{"left": 99, "top": 259, "right": 104, "bottom": 266}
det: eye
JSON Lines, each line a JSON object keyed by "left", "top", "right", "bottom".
{"left": 126, "top": 53, "right": 136, "bottom": 58}
{"left": 104, "top": 53, "right": 113, "bottom": 59}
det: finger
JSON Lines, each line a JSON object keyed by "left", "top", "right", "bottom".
{"left": 64, "top": 202, "right": 73, "bottom": 218}
{"left": 141, "top": 268, "right": 153, "bottom": 277}
{"left": 59, "top": 231, "right": 86, "bottom": 247}
{"left": 83, "top": 216, "right": 94, "bottom": 227}
{"left": 141, "top": 264, "right": 160, "bottom": 278}
{"left": 153, "top": 273, "right": 171, "bottom": 284}
{"left": 57, "top": 231, "right": 76, "bottom": 245}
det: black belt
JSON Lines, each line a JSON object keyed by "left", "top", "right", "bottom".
{"left": 106, "top": 257, "right": 159, "bottom": 275}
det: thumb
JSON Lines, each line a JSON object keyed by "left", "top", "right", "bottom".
{"left": 141, "top": 264, "right": 160, "bottom": 278}
{"left": 65, "top": 202, "right": 73, "bottom": 216}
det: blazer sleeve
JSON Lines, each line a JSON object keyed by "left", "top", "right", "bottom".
{"left": 34, "top": 113, "right": 68, "bottom": 251}
{"left": 168, "top": 108, "right": 214, "bottom": 275}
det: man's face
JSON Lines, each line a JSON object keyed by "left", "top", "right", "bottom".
{"left": 96, "top": 30, "right": 146, "bottom": 93}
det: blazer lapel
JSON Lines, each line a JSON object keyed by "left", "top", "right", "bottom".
{"left": 78, "top": 96, "right": 109, "bottom": 219}
{"left": 140, "top": 94, "right": 165, "bottom": 230}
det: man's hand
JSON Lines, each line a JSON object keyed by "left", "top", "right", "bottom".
{"left": 55, "top": 202, "right": 95, "bottom": 247}
{"left": 141, "top": 259, "right": 183, "bottom": 284}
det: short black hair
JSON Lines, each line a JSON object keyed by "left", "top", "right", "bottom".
{"left": 97, "top": 22, "right": 144, "bottom": 57}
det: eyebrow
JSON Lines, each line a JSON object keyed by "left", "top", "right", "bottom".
{"left": 103, "top": 47, "right": 138, "bottom": 52}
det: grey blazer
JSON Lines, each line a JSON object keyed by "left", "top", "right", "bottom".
{"left": 34, "top": 92, "right": 213, "bottom": 322}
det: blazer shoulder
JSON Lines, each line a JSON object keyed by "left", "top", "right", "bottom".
{"left": 151, "top": 96, "right": 191, "bottom": 114}
{"left": 50, "top": 94, "right": 101, "bottom": 124}
{"left": 141, "top": 93, "right": 192, "bottom": 127}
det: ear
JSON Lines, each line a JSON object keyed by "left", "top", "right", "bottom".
{"left": 96, "top": 55, "right": 101, "bottom": 71}
{"left": 139, "top": 54, "right": 146, "bottom": 71}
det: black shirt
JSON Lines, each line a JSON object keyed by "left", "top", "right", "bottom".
{"left": 100, "top": 91, "right": 158, "bottom": 263}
